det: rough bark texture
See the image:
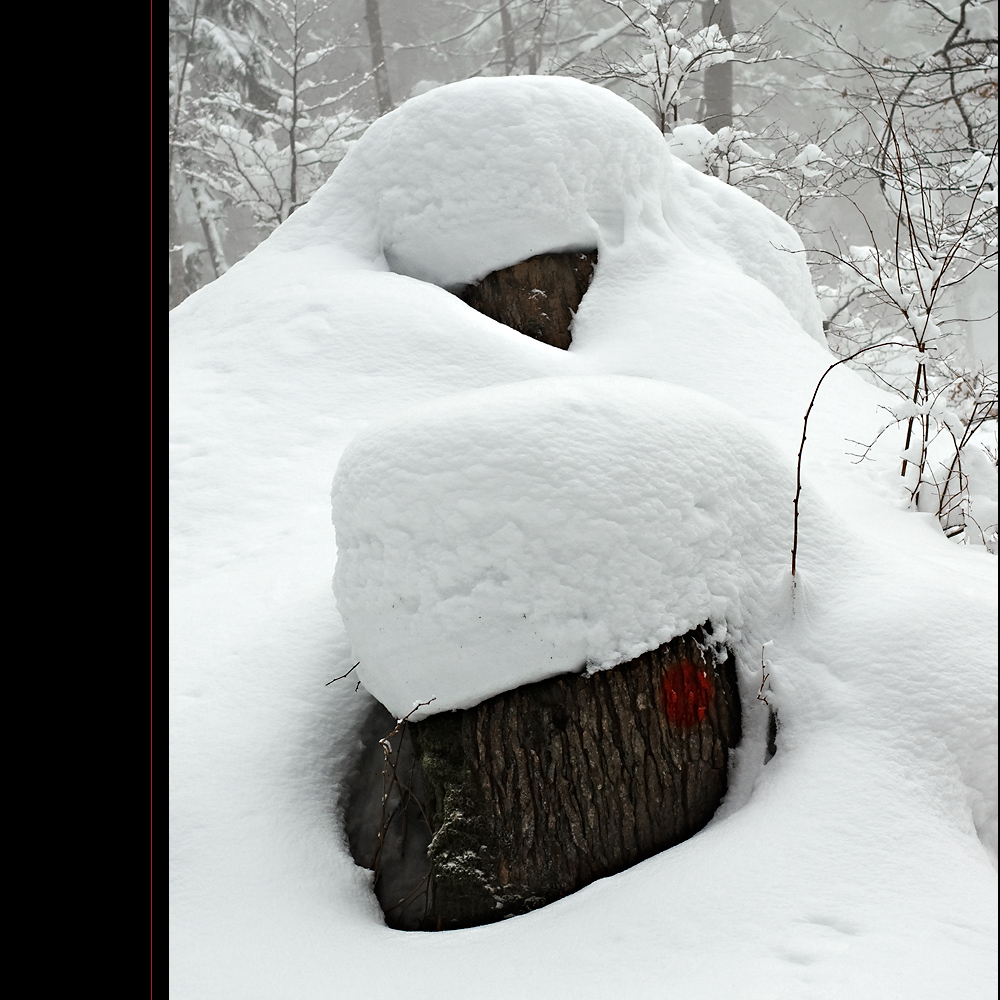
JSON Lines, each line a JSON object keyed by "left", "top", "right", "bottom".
{"left": 459, "top": 250, "right": 597, "bottom": 350}
{"left": 344, "top": 626, "right": 742, "bottom": 931}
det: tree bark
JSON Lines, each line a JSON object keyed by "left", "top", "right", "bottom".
{"left": 459, "top": 250, "right": 597, "bottom": 350}
{"left": 500, "top": 1, "right": 516, "bottom": 75}
{"left": 702, "top": 0, "right": 735, "bottom": 133}
{"left": 364, "top": 0, "right": 393, "bottom": 116}
{"left": 345, "top": 626, "right": 742, "bottom": 931}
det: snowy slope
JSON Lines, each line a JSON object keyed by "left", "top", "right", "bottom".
{"left": 170, "top": 76, "right": 997, "bottom": 998}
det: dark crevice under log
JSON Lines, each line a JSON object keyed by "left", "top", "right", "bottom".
{"left": 458, "top": 250, "right": 598, "bottom": 350}
{"left": 344, "top": 625, "right": 742, "bottom": 931}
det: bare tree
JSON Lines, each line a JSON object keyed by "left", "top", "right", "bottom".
{"left": 577, "top": 1, "right": 768, "bottom": 135}
{"left": 169, "top": 0, "right": 273, "bottom": 305}
{"left": 191, "top": 0, "right": 370, "bottom": 232}
{"left": 169, "top": 0, "right": 375, "bottom": 301}
{"left": 801, "top": 2, "right": 998, "bottom": 544}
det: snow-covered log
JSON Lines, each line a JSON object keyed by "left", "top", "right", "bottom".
{"left": 332, "top": 377, "right": 790, "bottom": 721}
{"left": 170, "top": 73, "right": 997, "bottom": 995}
{"left": 334, "top": 374, "right": 786, "bottom": 927}
{"left": 459, "top": 250, "right": 597, "bottom": 351}
{"left": 348, "top": 627, "right": 741, "bottom": 930}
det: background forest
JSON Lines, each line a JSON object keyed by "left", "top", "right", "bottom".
{"left": 169, "top": 0, "right": 998, "bottom": 547}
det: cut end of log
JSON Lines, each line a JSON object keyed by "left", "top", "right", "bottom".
{"left": 458, "top": 250, "right": 598, "bottom": 350}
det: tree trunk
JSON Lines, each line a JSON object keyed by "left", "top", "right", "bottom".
{"left": 169, "top": 177, "right": 188, "bottom": 309}
{"left": 345, "top": 626, "right": 742, "bottom": 931}
{"left": 702, "top": 0, "right": 735, "bottom": 133}
{"left": 191, "top": 181, "right": 229, "bottom": 280}
{"left": 364, "top": 0, "right": 393, "bottom": 116}
{"left": 459, "top": 250, "right": 597, "bottom": 350}
{"left": 500, "top": 1, "right": 516, "bottom": 75}
{"left": 346, "top": 253, "right": 743, "bottom": 931}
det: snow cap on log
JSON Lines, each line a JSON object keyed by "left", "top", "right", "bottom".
{"left": 332, "top": 376, "right": 791, "bottom": 719}
{"left": 286, "top": 75, "right": 824, "bottom": 341}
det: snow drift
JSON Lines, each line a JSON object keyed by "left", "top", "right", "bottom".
{"left": 281, "top": 74, "right": 824, "bottom": 340}
{"left": 170, "top": 74, "right": 997, "bottom": 999}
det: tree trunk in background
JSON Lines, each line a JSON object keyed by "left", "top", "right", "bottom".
{"left": 500, "top": 1, "right": 516, "bottom": 74}
{"left": 364, "top": 0, "right": 393, "bottom": 116}
{"left": 191, "top": 181, "right": 229, "bottom": 280}
{"left": 702, "top": 0, "right": 735, "bottom": 133}
{"left": 169, "top": 179, "right": 188, "bottom": 308}
{"left": 346, "top": 626, "right": 742, "bottom": 931}
{"left": 459, "top": 250, "right": 597, "bottom": 350}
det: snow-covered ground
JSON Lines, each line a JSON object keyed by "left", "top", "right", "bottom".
{"left": 169, "top": 77, "right": 997, "bottom": 998}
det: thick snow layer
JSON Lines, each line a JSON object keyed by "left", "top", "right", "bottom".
{"left": 334, "top": 377, "right": 790, "bottom": 718}
{"left": 278, "top": 75, "right": 824, "bottom": 340}
{"left": 170, "top": 75, "right": 997, "bottom": 998}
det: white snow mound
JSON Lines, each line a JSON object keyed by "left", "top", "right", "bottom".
{"left": 170, "top": 74, "right": 997, "bottom": 998}
{"left": 333, "top": 376, "right": 790, "bottom": 719}
{"left": 283, "top": 75, "right": 824, "bottom": 340}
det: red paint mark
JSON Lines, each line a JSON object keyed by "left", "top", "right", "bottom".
{"left": 660, "top": 660, "right": 714, "bottom": 728}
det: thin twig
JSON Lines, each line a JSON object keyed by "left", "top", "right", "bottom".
{"left": 792, "top": 341, "right": 914, "bottom": 580}
{"left": 325, "top": 661, "right": 359, "bottom": 686}
{"left": 371, "top": 698, "right": 437, "bottom": 879}
{"left": 757, "top": 642, "right": 773, "bottom": 706}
